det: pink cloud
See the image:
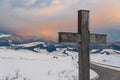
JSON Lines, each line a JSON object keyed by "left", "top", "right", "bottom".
{"left": 90, "top": 0, "right": 120, "bottom": 27}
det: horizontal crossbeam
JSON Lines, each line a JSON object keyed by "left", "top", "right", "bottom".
{"left": 59, "top": 32, "right": 107, "bottom": 44}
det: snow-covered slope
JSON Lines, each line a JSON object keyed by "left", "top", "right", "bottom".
{"left": 0, "top": 35, "right": 120, "bottom": 73}
{"left": 90, "top": 49, "right": 120, "bottom": 71}
{"left": 0, "top": 48, "right": 98, "bottom": 80}
{"left": 90, "top": 49, "right": 120, "bottom": 55}
{"left": 12, "top": 42, "right": 45, "bottom": 47}
{"left": 0, "top": 33, "right": 11, "bottom": 38}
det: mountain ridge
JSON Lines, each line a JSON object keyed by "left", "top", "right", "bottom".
{"left": 0, "top": 35, "right": 120, "bottom": 54}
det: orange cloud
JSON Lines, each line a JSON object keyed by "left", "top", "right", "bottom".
{"left": 17, "top": 17, "right": 77, "bottom": 40}
{"left": 91, "top": 1, "right": 120, "bottom": 27}
{"left": 41, "top": 31, "right": 50, "bottom": 36}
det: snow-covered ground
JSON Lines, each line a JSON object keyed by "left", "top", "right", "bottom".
{"left": 0, "top": 48, "right": 98, "bottom": 80}
{"left": 90, "top": 49, "right": 120, "bottom": 71}
{"left": 12, "top": 42, "right": 45, "bottom": 47}
{"left": 0, "top": 34, "right": 11, "bottom": 38}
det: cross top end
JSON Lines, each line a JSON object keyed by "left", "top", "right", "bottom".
{"left": 78, "top": 10, "right": 89, "bottom": 12}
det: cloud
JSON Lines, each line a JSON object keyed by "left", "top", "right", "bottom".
{"left": 0, "top": 0, "right": 78, "bottom": 38}
{"left": 16, "top": 17, "right": 77, "bottom": 40}
{"left": 0, "top": 0, "right": 120, "bottom": 41}
{"left": 90, "top": 0, "right": 120, "bottom": 27}
{"left": 10, "top": 0, "right": 37, "bottom": 7}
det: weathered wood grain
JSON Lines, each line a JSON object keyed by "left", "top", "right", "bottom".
{"left": 78, "top": 10, "right": 90, "bottom": 80}
{"left": 58, "top": 32, "right": 107, "bottom": 44}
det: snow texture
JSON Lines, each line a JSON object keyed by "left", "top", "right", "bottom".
{"left": 0, "top": 48, "right": 98, "bottom": 80}
{"left": 90, "top": 49, "right": 120, "bottom": 71}
{"left": 0, "top": 34, "right": 11, "bottom": 38}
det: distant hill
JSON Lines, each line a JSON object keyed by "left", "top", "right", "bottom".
{"left": 0, "top": 35, "right": 120, "bottom": 53}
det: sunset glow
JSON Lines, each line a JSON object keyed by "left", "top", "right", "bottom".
{"left": 0, "top": 0, "right": 120, "bottom": 41}
{"left": 41, "top": 31, "right": 51, "bottom": 36}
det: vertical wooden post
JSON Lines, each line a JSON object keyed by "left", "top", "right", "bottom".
{"left": 78, "top": 10, "right": 90, "bottom": 80}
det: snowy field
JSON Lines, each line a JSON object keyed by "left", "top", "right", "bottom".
{"left": 0, "top": 48, "right": 97, "bottom": 80}
{"left": 90, "top": 49, "right": 120, "bottom": 71}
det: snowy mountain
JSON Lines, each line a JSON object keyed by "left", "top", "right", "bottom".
{"left": 90, "top": 49, "right": 120, "bottom": 55}
{"left": 0, "top": 35, "right": 78, "bottom": 53}
{"left": 0, "top": 35, "right": 120, "bottom": 54}
{"left": 0, "top": 33, "right": 11, "bottom": 38}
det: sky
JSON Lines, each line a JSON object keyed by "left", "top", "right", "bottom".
{"left": 0, "top": 0, "right": 120, "bottom": 41}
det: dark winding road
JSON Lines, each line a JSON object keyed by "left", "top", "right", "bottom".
{"left": 90, "top": 64, "right": 120, "bottom": 80}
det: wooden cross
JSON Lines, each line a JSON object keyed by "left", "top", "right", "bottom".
{"left": 58, "top": 10, "right": 107, "bottom": 80}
